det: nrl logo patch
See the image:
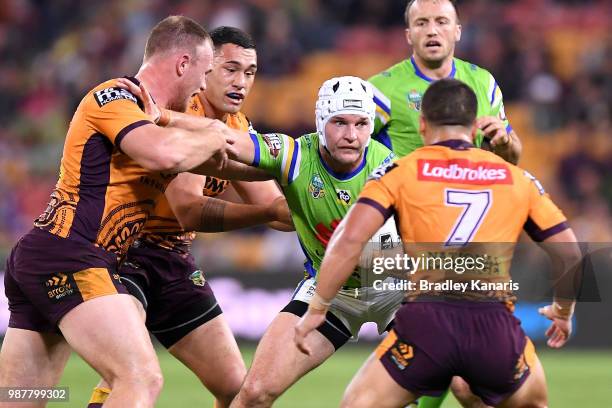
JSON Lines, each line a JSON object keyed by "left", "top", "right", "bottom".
{"left": 407, "top": 89, "right": 422, "bottom": 112}
{"left": 335, "top": 189, "right": 351, "bottom": 205}
{"left": 309, "top": 174, "right": 326, "bottom": 199}
{"left": 262, "top": 133, "right": 282, "bottom": 159}
{"left": 189, "top": 270, "right": 206, "bottom": 286}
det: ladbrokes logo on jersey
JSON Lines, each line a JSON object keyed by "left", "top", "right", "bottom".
{"left": 417, "top": 159, "right": 513, "bottom": 185}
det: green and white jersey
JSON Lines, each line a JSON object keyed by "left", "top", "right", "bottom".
{"left": 369, "top": 57, "right": 511, "bottom": 158}
{"left": 249, "top": 132, "right": 394, "bottom": 287}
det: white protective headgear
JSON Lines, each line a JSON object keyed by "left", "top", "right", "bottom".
{"left": 315, "top": 76, "right": 376, "bottom": 148}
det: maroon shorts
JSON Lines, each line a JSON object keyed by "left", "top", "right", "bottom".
{"left": 118, "top": 240, "right": 221, "bottom": 348}
{"left": 376, "top": 300, "right": 536, "bottom": 406}
{"left": 4, "top": 228, "right": 127, "bottom": 333}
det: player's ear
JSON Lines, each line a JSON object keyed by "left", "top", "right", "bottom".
{"left": 455, "top": 23, "right": 462, "bottom": 42}
{"left": 176, "top": 54, "right": 190, "bottom": 77}
{"left": 404, "top": 28, "right": 413, "bottom": 46}
{"left": 419, "top": 116, "right": 427, "bottom": 138}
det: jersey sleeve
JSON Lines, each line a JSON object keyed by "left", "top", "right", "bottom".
{"left": 250, "top": 132, "right": 300, "bottom": 186}
{"left": 486, "top": 72, "right": 512, "bottom": 135}
{"left": 522, "top": 170, "right": 569, "bottom": 241}
{"left": 86, "top": 85, "right": 153, "bottom": 147}
{"left": 357, "top": 161, "right": 399, "bottom": 221}
{"left": 368, "top": 79, "right": 393, "bottom": 150}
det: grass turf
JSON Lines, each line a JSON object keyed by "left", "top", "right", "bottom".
{"left": 49, "top": 345, "right": 612, "bottom": 407}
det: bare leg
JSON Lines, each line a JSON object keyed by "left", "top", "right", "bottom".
{"left": 230, "top": 312, "right": 335, "bottom": 408}
{"left": 341, "top": 353, "right": 418, "bottom": 408}
{"left": 169, "top": 314, "right": 246, "bottom": 408}
{"left": 0, "top": 328, "right": 71, "bottom": 408}
{"left": 59, "top": 294, "right": 163, "bottom": 408}
{"left": 450, "top": 377, "right": 491, "bottom": 408}
{"left": 498, "top": 354, "right": 547, "bottom": 408}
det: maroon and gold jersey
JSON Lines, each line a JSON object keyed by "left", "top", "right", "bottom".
{"left": 139, "top": 94, "right": 251, "bottom": 254}
{"left": 34, "top": 78, "right": 173, "bottom": 258}
{"left": 359, "top": 139, "right": 568, "bottom": 301}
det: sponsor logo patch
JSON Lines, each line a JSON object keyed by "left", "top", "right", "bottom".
{"left": 417, "top": 159, "right": 513, "bottom": 185}
{"left": 45, "top": 273, "right": 77, "bottom": 302}
{"left": 380, "top": 233, "right": 393, "bottom": 250}
{"left": 94, "top": 87, "right": 137, "bottom": 107}
{"left": 389, "top": 339, "right": 415, "bottom": 370}
{"left": 343, "top": 99, "right": 363, "bottom": 109}
{"left": 335, "top": 189, "right": 352, "bottom": 205}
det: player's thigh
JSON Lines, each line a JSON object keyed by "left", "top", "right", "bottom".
{"left": 169, "top": 313, "right": 246, "bottom": 389}
{"left": 0, "top": 328, "right": 70, "bottom": 392}
{"left": 450, "top": 376, "right": 490, "bottom": 408}
{"left": 341, "top": 353, "right": 417, "bottom": 408}
{"left": 58, "top": 293, "right": 160, "bottom": 384}
{"left": 245, "top": 312, "right": 335, "bottom": 391}
{"left": 497, "top": 353, "right": 547, "bottom": 408}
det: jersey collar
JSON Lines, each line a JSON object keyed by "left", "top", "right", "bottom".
{"left": 318, "top": 147, "right": 369, "bottom": 181}
{"left": 410, "top": 56, "right": 456, "bottom": 82}
{"left": 433, "top": 139, "right": 474, "bottom": 150}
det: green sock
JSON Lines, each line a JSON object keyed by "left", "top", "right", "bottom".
{"left": 417, "top": 389, "right": 450, "bottom": 408}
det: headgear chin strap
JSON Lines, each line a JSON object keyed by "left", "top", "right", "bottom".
{"left": 315, "top": 76, "right": 376, "bottom": 148}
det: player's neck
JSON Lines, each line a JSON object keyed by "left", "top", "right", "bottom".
{"left": 135, "top": 64, "right": 172, "bottom": 109}
{"left": 426, "top": 127, "right": 473, "bottom": 145}
{"left": 319, "top": 146, "right": 364, "bottom": 175}
{"left": 199, "top": 94, "right": 229, "bottom": 122}
{"left": 411, "top": 54, "right": 454, "bottom": 80}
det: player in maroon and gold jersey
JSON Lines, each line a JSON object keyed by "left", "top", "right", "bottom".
{"left": 0, "top": 16, "right": 251, "bottom": 408}
{"left": 295, "top": 79, "right": 581, "bottom": 408}
{"left": 86, "top": 27, "right": 291, "bottom": 408}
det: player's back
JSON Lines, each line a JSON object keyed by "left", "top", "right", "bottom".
{"left": 360, "top": 139, "right": 567, "bottom": 301}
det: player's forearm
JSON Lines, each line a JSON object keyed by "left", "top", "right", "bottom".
{"left": 493, "top": 130, "right": 522, "bottom": 165}
{"left": 541, "top": 229, "right": 582, "bottom": 316}
{"left": 193, "top": 197, "right": 279, "bottom": 232}
{"left": 161, "top": 128, "right": 225, "bottom": 173}
{"left": 267, "top": 221, "right": 295, "bottom": 231}
{"left": 192, "top": 159, "right": 273, "bottom": 181}
{"left": 164, "top": 109, "right": 217, "bottom": 131}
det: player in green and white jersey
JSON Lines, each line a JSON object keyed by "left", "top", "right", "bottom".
{"left": 369, "top": 2, "right": 516, "bottom": 407}
{"left": 370, "top": 0, "right": 522, "bottom": 165}
{"left": 227, "top": 76, "right": 404, "bottom": 408}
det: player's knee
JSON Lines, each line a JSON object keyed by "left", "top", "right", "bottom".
{"left": 112, "top": 364, "right": 164, "bottom": 400}
{"left": 211, "top": 370, "right": 243, "bottom": 406}
{"left": 239, "top": 378, "right": 280, "bottom": 406}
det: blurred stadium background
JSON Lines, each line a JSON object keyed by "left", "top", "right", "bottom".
{"left": 0, "top": 0, "right": 611, "bottom": 406}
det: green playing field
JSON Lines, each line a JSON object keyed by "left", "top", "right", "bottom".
{"left": 49, "top": 345, "right": 612, "bottom": 407}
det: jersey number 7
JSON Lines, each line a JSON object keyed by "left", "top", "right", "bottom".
{"left": 444, "top": 189, "right": 492, "bottom": 246}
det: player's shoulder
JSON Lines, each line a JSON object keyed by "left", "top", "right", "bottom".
{"left": 455, "top": 58, "right": 496, "bottom": 86}
{"left": 227, "top": 111, "right": 250, "bottom": 131}
{"left": 86, "top": 77, "right": 140, "bottom": 109}
{"left": 368, "top": 60, "right": 407, "bottom": 87}
{"left": 186, "top": 94, "right": 205, "bottom": 117}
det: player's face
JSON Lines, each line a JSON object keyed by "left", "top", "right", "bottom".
{"left": 405, "top": 0, "right": 461, "bottom": 65}
{"left": 172, "top": 40, "right": 214, "bottom": 112}
{"left": 324, "top": 114, "right": 371, "bottom": 166}
{"left": 204, "top": 43, "right": 257, "bottom": 115}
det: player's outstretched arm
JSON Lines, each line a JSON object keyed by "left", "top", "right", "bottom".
{"left": 166, "top": 172, "right": 291, "bottom": 232}
{"left": 294, "top": 203, "right": 385, "bottom": 355}
{"left": 232, "top": 180, "right": 294, "bottom": 231}
{"left": 119, "top": 123, "right": 229, "bottom": 173}
{"left": 537, "top": 228, "right": 582, "bottom": 348}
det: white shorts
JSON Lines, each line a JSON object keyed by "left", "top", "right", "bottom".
{"left": 292, "top": 277, "right": 404, "bottom": 340}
